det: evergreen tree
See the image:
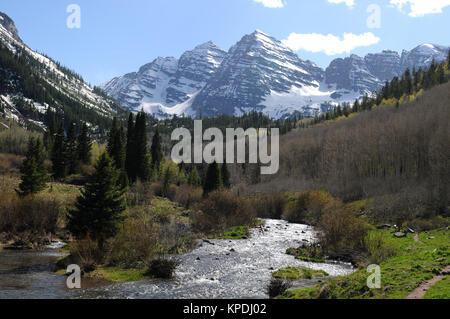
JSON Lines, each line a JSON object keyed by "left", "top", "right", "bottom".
{"left": 150, "top": 127, "right": 163, "bottom": 169}
{"left": 125, "top": 113, "right": 137, "bottom": 182}
{"left": 403, "top": 68, "right": 413, "bottom": 95}
{"left": 107, "top": 117, "right": 125, "bottom": 170}
{"left": 203, "top": 161, "right": 222, "bottom": 196}
{"left": 52, "top": 122, "right": 66, "bottom": 179}
{"left": 413, "top": 68, "right": 422, "bottom": 91}
{"left": 353, "top": 99, "right": 360, "bottom": 113}
{"left": 66, "top": 121, "right": 79, "bottom": 175}
{"left": 188, "top": 166, "right": 201, "bottom": 187}
{"left": 437, "top": 64, "right": 446, "bottom": 84}
{"left": 162, "top": 166, "right": 173, "bottom": 197}
{"left": 382, "top": 80, "right": 390, "bottom": 99}
{"left": 77, "top": 123, "right": 92, "bottom": 165}
{"left": 67, "top": 152, "right": 126, "bottom": 249}
{"left": 221, "top": 163, "right": 231, "bottom": 189}
{"left": 134, "top": 111, "right": 151, "bottom": 181}
{"left": 43, "top": 113, "right": 56, "bottom": 154}
{"left": 16, "top": 137, "right": 48, "bottom": 196}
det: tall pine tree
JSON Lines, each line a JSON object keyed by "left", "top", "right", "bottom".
{"left": 134, "top": 111, "right": 151, "bottom": 181}
{"left": 150, "top": 127, "right": 163, "bottom": 170}
{"left": 221, "top": 163, "right": 231, "bottom": 189}
{"left": 77, "top": 123, "right": 92, "bottom": 165}
{"left": 107, "top": 117, "right": 125, "bottom": 170}
{"left": 16, "top": 137, "right": 48, "bottom": 196}
{"left": 66, "top": 121, "right": 79, "bottom": 175}
{"left": 67, "top": 152, "right": 126, "bottom": 249}
{"left": 125, "top": 113, "right": 137, "bottom": 182}
{"left": 52, "top": 122, "right": 66, "bottom": 179}
{"left": 188, "top": 166, "right": 201, "bottom": 187}
{"left": 203, "top": 161, "right": 222, "bottom": 196}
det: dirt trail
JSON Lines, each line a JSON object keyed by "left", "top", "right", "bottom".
{"left": 405, "top": 265, "right": 450, "bottom": 299}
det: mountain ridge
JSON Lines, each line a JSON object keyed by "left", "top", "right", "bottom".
{"left": 0, "top": 11, "right": 123, "bottom": 134}
{"left": 102, "top": 30, "right": 449, "bottom": 119}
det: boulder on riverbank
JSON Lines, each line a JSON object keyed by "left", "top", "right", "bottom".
{"left": 393, "top": 232, "right": 407, "bottom": 238}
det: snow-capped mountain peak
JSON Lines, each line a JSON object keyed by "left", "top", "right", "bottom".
{"left": 101, "top": 30, "right": 449, "bottom": 119}
{"left": 101, "top": 41, "right": 226, "bottom": 116}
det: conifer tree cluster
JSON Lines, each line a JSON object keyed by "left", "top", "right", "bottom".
{"left": 16, "top": 137, "right": 48, "bottom": 196}
{"left": 187, "top": 166, "right": 202, "bottom": 187}
{"left": 203, "top": 161, "right": 231, "bottom": 196}
{"left": 49, "top": 120, "right": 92, "bottom": 179}
{"left": 109, "top": 111, "right": 161, "bottom": 184}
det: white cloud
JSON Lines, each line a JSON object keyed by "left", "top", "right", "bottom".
{"left": 282, "top": 32, "right": 380, "bottom": 55}
{"left": 328, "top": 0, "right": 355, "bottom": 7}
{"left": 390, "top": 0, "right": 450, "bottom": 17}
{"left": 253, "top": 0, "right": 284, "bottom": 8}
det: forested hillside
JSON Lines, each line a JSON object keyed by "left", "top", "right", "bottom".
{"left": 252, "top": 79, "right": 449, "bottom": 221}
{"left": 0, "top": 11, "right": 124, "bottom": 135}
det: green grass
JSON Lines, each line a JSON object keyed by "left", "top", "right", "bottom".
{"left": 213, "top": 220, "right": 265, "bottom": 240}
{"left": 286, "top": 245, "right": 326, "bottom": 263}
{"left": 88, "top": 267, "right": 148, "bottom": 283}
{"left": 280, "top": 229, "right": 449, "bottom": 299}
{"left": 273, "top": 266, "right": 329, "bottom": 280}
{"left": 424, "top": 276, "right": 450, "bottom": 299}
{"left": 215, "top": 226, "right": 250, "bottom": 240}
{"left": 150, "top": 197, "right": 192, "bottom": 223}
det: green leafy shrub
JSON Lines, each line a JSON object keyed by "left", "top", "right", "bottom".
{"left": 286, "top": 244, "right": 326, "bottom": 263}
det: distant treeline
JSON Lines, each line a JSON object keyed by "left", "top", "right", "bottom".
{"left": 147, "top": 110, "right": 299, "bottom": 136}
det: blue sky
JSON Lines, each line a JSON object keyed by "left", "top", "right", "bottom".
{"left": 1, "top": 0, "right": 449, "bottom": 85}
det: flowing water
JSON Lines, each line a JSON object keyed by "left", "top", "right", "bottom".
{"left": 0, "top": 219, "right": 354, "bottom": 299}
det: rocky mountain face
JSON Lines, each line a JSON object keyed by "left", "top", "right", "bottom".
{"left": 191, "top": 30, "right": 326, "bottom": 117}
{"left": 101, "top": 41, "right": 226, "bottom": 118}
{"left": 103, "top": 29, "right": 449, "bottom": 119}
{"left": 364, "top": 50, "right": 402, "bottom": 82}
{"left": 325, "top": 54, "right": 382, "bottom": 94}
{"left": 400, "top": 44, "right": 449, "bottom": 71}
{"left": 0, "top": 12, "right": 122, "bottom": 133}
{"left": 0, "top": 12, "right": 21, "bottom": 43}
{"left": 326, "top": 44, "right": 450, "bottom": 93}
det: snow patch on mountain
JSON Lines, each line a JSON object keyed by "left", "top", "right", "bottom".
{"left": 101, "top": 41, "right": 226, "bottom": 118}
